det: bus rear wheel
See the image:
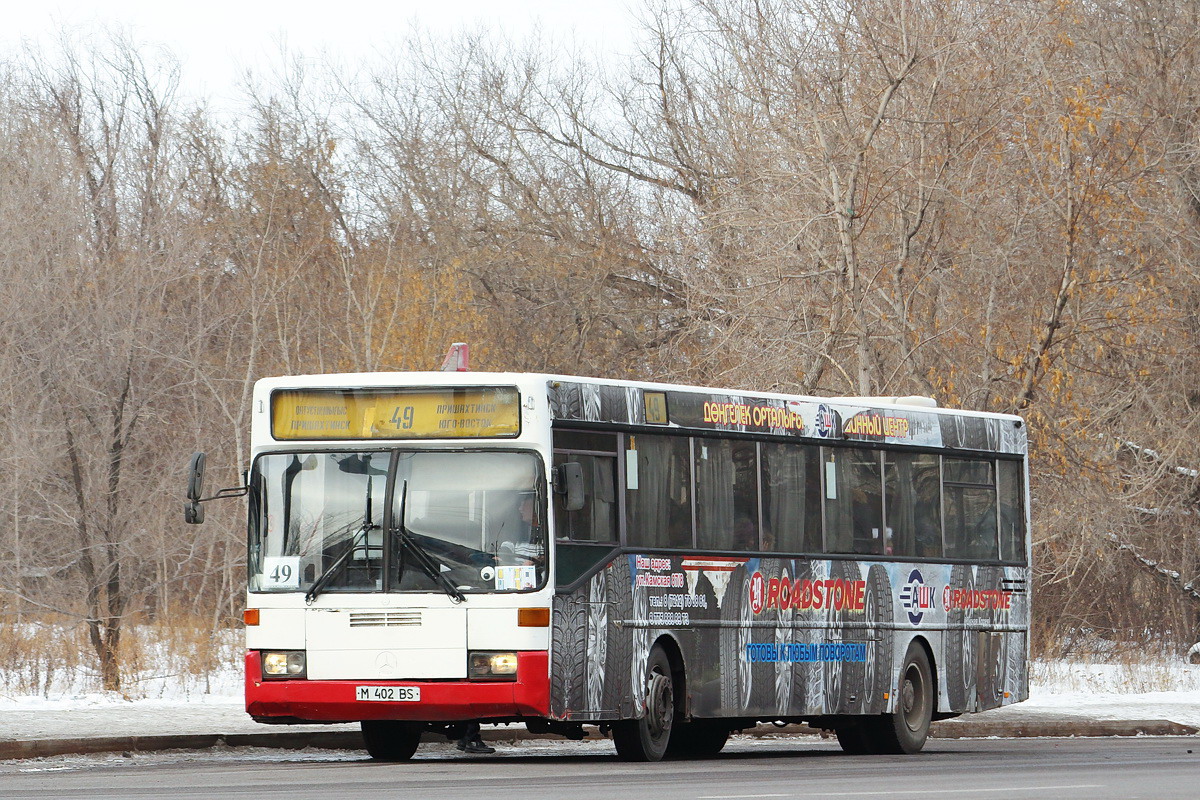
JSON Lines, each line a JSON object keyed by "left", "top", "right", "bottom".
{"left": 869, "top": 641, "right": 933, "bottom": 754}
{"left": 361, "top": 720, "right": 422, "bottom": 761}
{"left": 613, "top": 644, "right": 675, "bottom": 762}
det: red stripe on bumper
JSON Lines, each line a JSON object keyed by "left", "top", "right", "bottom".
{"left": 245, "top": 650, "right": 550, "bottom": 723}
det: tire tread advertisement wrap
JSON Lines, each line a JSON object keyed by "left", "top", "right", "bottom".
{"left": 750, "top": 557, "right": 784, "bottom": 712}
{"left": 826, "top": 559, "right": 862, "bottom": 714}
{"left": 862, "top": 564, "right": 894, "bottom": 714}
{"left": 585, "top": 569, "right": 609, "bottom": 712}
{"left": 604, "top": 557, "right": 635, "bottom": 719}
{"left": 551, "top": 553, "right": 1028, "bottom": 723}
{"left": 1004, "top": 567, "right": 1030, "bottom": 703}
{"left": 945, "top": 563, "right": 977, "bottom": 710}
{"left": 718, "top": 564, "right": 752, "bottom": 714}
{"left": 975, "top": 565, "right": 1006, "bottom": 710}
{"left": 550, "top": 592, "right": 588, "bottom": 716}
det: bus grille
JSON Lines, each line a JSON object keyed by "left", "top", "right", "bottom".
{"left": 348, "top": 611, "right": 422, "bottom": 627}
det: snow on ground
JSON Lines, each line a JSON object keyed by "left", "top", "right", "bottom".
{"left": 1, "top": 657, "right": 1199, "bottom": 741}
{"left": 1021, "top": 659, "right": 1200, "bottom": 728}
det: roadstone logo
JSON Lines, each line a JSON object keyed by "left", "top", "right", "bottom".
{"left": 749, "top": 570, "right": 866, "bottom": 613}
{"left": 749, "top": 571, "right": 766, "bottom": 614}
{"left": 899, "top": 568, "right": 936, "bottom": 625}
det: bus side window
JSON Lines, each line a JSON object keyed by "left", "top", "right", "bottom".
{"left": 997, "top": 459, "right": 1026, "bottom": 563}
{"left": 824, "top": 448, "right": 885, "bottom": 556}
{"left": 761, "top": 442, "right": 821, "bottom": 554}
{"left": 625, "top": 434, "right": 692, "bottom": 549}
{"left": 552, "top": 453, "right": 617, "bottom": 543}
{"left": 885, "top": 452, "right": 942, "bottom": 558}
{"left": 695, "top": 438, "right": 759, "bottom": 551}
{"left": 943, "top": 458, "right": 999, "bottom": 560}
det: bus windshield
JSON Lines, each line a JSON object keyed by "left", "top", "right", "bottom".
{"left": 248, "top": 450, "right": 546, "bottom": 595}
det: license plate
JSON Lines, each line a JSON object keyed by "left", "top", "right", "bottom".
{"left": 356, "top": 685, "right": 420, "bottom": 702}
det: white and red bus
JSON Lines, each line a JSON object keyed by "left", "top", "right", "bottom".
{"left": 186, "top": 370, "right": 1029, "bottom": 760}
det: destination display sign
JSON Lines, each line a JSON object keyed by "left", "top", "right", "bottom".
{"left": 271, "top": 387, "right": 521, "bottom": 440}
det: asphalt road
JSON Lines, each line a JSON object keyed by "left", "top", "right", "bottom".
{"left": 1, "top": 736, "right": 1197, "bottom": 799}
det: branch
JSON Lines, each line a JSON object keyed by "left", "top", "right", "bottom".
{"left": 1106, "top": 532, "right": 1200, "bottom": 604}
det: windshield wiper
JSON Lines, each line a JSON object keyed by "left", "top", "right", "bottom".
{"left": 305, "top": 473, "right": 379, "bottom": 604}
{"left": 304, "top": 519, "right": 378, "bottom": 604}
{"left": 394, "top": 481, "right": 465, "bottom": 604}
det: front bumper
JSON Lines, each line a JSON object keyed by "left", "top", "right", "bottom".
{"left": 244, "top": 650, "right": 551, "bottom": 723}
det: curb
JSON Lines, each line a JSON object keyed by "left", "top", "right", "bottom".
{"left": 1, "top": 719, "right": 1195, "bottom": 761}
{"left": 929, "top": 719, "right": 1199, "bottom": 739}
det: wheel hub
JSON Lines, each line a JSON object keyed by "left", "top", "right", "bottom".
{"left": 645, "top": 671, "right": 672, "bottom": 737}
{"left": 901, "top": 676, "right": 916, "bottom": 715}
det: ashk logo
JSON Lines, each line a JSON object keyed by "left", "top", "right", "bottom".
{"left": 814, "top": 404, "right": 839, "bottom": 438}
{"left": 899, "top": 569, "right": 937, "bottom": 625}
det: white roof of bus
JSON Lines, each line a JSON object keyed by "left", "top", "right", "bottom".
{"left": 253, "top": 371, "right": 1025, "bottom": 423}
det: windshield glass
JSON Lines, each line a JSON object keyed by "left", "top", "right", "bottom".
{"left": 249, "top": 450, "right": 546, "bottom": 594}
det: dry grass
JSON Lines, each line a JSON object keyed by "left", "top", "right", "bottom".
{"left": 1030, "top": 646, "right": 1200, "bottom": 693}
{"left": 0, "top": 613, "right": 89, "bottom": 698}
{"left": 0, "top": 607, "right": 241, "bottom": 699}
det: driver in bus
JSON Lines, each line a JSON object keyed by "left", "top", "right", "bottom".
{"left": 496, "top": 493, "right": 544, "bottom": 566}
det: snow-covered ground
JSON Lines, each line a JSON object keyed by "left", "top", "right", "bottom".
{"left": 2, "top": 656, "right": 1199, "bottom": 740}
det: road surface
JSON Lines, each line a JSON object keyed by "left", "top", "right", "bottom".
{"left": 1, "top": 736, "right": 1197, "bottom": 799}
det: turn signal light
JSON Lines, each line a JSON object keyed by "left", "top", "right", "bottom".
{"left": 518, "top": 608, "right": 550, "bottom": 627}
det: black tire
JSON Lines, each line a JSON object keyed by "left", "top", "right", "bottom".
{"left": 868, "top": 641, "right": 934, "bottom": 754}
{"left": 665, "top": 721, "right": 730, "bottom": 759}
{"left": 613, "top": 644, "right": 676, "bottom": 762}
{"left": 835, "top": 723, "right": 873, "bottom": 755}
{"left": 760, "top": 558, "right": 792, "bottom": 715}
{"left": 585, "top": 568, "right": 609, "bottom": 712}
{"left": 361, "top": 720, "right": 422, "bottom": 761}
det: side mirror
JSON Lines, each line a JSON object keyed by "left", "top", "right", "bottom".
{"left": 183, "top": 452, "right": 248, "bottom": 524}
{"left": 555, "top": 462, "right": 586, "bottom": 512}
{"left": 187, "top": 452, "right": 207, "bottom": 501}
{"left": 185, "top": 452, "right": 207, "bottom": 525}
{"left": 184, "top": 500, "right": 205, "bottom": 525}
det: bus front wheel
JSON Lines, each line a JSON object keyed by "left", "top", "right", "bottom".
{"left": 361, "top": 720, "right": 422, "bottom": 761}
{"left": 613, "top": 644, "right": 675, "bottom": 761}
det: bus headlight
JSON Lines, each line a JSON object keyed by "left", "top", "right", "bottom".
{"left": 468, "top": 651, "right": 518, "bottom": 680}
{"left": 262, "top": 650, "right": 306, "bottom": 679}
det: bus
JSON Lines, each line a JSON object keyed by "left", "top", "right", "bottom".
{"left": 184, "top": 370, "right": 1029, "bottom": 761}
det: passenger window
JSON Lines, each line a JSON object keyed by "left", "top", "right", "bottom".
{"left": 824, "top": 448, "right": 885, "bottom": 555}
{"left": 625, "top": 435, "right": 692, "bottom": 548}
{"left": 761, "top": 442, "right": 821, "bottom": 554}
{"left": 943, "top": 458, "right": 998, "bottom": 560}
{"left": 885, "top": 452, "right": 942, "bottom": 558}
{"left": 694, "top": 438, "right": 759, "bottom": 551}
{"left": 997, "top": 459, "right": 1026, "bottom": 563}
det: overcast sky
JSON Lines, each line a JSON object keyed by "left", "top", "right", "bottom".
{"left": 2, "top": 0, "right": 646, "bottom": 104}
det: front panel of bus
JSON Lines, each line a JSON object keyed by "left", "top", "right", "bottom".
{"left": 243, "top": 379, "right": 555, "bottom": 724}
